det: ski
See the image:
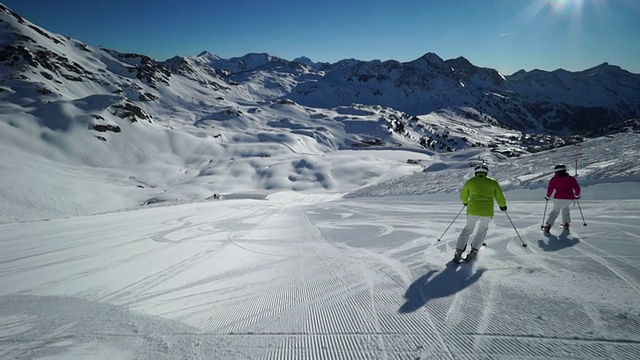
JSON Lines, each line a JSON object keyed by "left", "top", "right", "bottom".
{"left": 543, "top": 225, "right": 571, "bottom": 235}
{"left": 450, "top": 243, "right": 486, "bottom": 264}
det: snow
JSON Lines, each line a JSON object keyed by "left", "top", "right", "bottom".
{"left": 1, "top": 8, "right": 640, "bottom": 358}
{"left": 1, "top": 130, "right": 640, "bottom": 359}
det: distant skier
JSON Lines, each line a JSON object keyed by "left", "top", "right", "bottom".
{"left": 454, "top": 165, "right": 507, "bottom": 262}
{"left": 543, "top": 164, "right": 581, "bottom": 234}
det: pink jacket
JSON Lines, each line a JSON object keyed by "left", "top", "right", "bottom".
{"left": 546, "top": 174, "right": 581, "bottom": 199}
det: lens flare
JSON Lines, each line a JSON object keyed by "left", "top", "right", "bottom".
{"left": 546, "top": 0, "right": 585, "bottom": 15}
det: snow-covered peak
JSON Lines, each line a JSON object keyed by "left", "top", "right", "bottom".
{"left": 445, "top": 56, "right": 506, "bottom": 89}
{"left": 196, "top": 52, "right": 293, "bottom": 73}
{"left": 293, "top": 56, "right": 315, "bottom": 66}
{"left": 0, "top": 4, "right": 68, "bottom": 48}
{"left": 196, "top": 51, "right": 222, "bottom": 62}
{"left": 406, "top": 52, "right": 449, "bottom": 70}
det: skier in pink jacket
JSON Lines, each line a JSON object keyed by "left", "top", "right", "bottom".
{"left": 543, "top": 164, "right": 581, "bottom": 234}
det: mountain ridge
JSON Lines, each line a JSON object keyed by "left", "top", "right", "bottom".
{"left": 2, "top": 2, "right": 639, "bottom": 139}
{"left": 1, "top": 2, "right": 639, "bottom": 222}
{"left": 2, "top": 2, "right": 638, "bottom": 158}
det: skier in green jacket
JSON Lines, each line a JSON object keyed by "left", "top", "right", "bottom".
{"left": 454, "top": 165, "right": 507, "bottom": 262}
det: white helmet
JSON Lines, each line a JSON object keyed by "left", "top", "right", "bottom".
{"left": 554, "top": 164, "right": 567, "bottom": 173}
{"left": 474, "top": 165, "right": 489, "bottom": 174}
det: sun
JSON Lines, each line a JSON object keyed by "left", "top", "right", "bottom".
{"left": 546, "top": 0, "right": 586, "bottom": 16}
{"left": 518, "top": 0, "right": 593, "bottom": 23}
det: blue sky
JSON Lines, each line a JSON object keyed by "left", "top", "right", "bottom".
{"left": 3, "top": 0, "right": 639, "bottom": 74}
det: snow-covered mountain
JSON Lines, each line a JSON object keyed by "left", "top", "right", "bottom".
{"left": 1, "top": 2, "right": 639, "bottom": 223}
{"left": 2, "top": 2, "right": 639, "bottom": 143}
{"left": 201, "top": 51, "right": 640, "bottom": 134}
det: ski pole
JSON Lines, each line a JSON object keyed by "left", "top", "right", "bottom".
{"left": 576, "top": 199, "right": 587, "bottom": 226}
{"left": 505, "top": 211, "right": 528, "bottom": 248}
{"left": 437, "top": 205, "right": 466, "bottom": 242}
{"left": 540, "top": 199, "right": 549, "bottom": 229}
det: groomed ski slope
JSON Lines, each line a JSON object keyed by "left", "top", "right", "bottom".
{"left": 1, "top": 134, "right": 640, "bottom": 359}
{"left": 1, "top": 190, "right": 640, "bottom": 359}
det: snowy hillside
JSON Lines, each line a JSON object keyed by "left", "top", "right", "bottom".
{"left": 1, "top": 132, "right": 640, "bottom": 359}
{"left": 1, "top": 3, "right": 638, "bottom": 223}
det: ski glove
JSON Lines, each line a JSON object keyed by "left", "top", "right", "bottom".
{"left": 575, "top": 196, "right": 580, "bottom": 199}
{"left": 500, "top": 206, "right": 507, "bottom": 211}
{"left": 544, "top": 197, "right": 549, "bottom": 201}
{"left": 463, "top": 203, "right": 468, "bottom": 206}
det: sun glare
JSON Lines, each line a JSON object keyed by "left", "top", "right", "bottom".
{"left": 546, "top": 0, "right": 585, "bottom": 16}
{"left": 519, "top": 0, "right": 594, "bottom": 25}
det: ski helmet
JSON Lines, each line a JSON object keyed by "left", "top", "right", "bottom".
{"left": 554, "top": 164, "right": 567, "bottom": 173}
{"left": 474, "top": 165, "right": 489, "bottom": 174}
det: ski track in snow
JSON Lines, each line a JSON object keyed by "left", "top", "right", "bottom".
{"left": 1, "top": 198, "right": 640, "bottom": 359}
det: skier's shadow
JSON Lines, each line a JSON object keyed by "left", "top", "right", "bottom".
{"left": 399, "top": 264, "right": 484, "bottom": 314}
{"left": 537, "top": 232, "right": 580, "bottom": 252}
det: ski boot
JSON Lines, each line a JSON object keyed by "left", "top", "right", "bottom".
{"left": 453, "top": 249, "right": 465, "bottom": 263}
{"left": 543, "top": 223, "right": 551, "bottom": 235}
{"left": 562, "top": 223, "right": 570, "bottom": 232}
{"left": 465, "top": 248, "right": 479, "bottom": 262}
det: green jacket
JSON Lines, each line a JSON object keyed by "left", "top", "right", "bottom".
{"left": 460, "top": 173, "right": 507, "bottom": 217}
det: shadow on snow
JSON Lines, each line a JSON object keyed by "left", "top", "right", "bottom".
{"left": 537, "top": 232, "right": 580, "bottom": 252}
{"left": 399, "top": 263, "right": 484, "bottom": 314}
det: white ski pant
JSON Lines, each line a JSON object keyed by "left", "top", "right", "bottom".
{"left": 546, "top": 199, "right": 573, "bottom": 226}
{"left": 455, "top": 215, "right": 491, "bottom": 251}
